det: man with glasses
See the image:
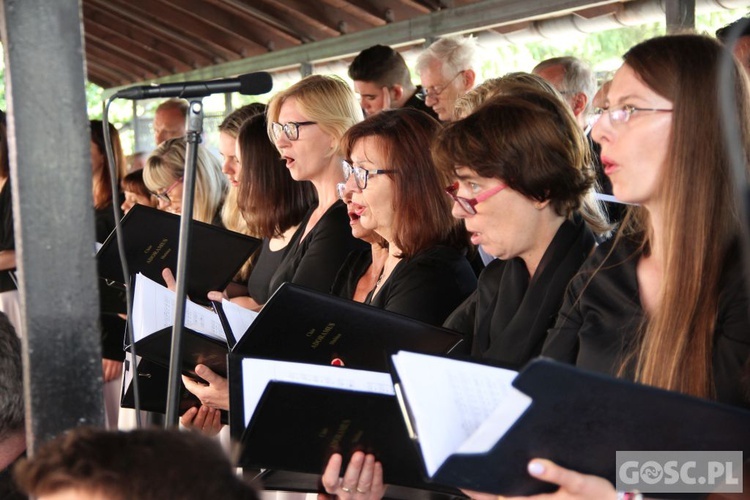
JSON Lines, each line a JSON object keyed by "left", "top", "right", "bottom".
{"left": 415, "top": 36, "right": 478, "bottom": 122}
{"left": 347, "top": 44, "right": 437, "bottom": 119}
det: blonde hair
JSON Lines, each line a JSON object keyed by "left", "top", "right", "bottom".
{"left": 266, "top": 75, "right": 363, "bottom": 157}
{"left": 144, "top": 137, "right": 226, "bottom": 224}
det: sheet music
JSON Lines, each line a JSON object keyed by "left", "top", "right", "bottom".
{"left": 242, "top": 358, "right": 394, "bottom": 427}
{"left": 391, "top": 351, "right": 530, "bottom": 476}
{"left": 132, "top": 273, "right": 226, "bottom": 343}
{"left": 221, "top": 298, "right": 258, "bottom": 342}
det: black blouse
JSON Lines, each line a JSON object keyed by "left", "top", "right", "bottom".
{"left": 444, "top": 216, "right": 596, "bottom": 369}
{"left": 268, "top": 201, "right": 367, "bottom": 296}
{"left": 247, "top": 237, "right": 293, "bottom": 305}
{"left": 543, "top": 237, "right": 750, "bottom": 408}
{"left": 364, "top": 245, "right": 478, "bottom": 327}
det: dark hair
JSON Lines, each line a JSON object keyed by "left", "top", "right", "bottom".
{"left": 120, "top": 169, "right": 151, "bottom": 200}
{"left": 348, "top": 45, "right": 412, "bottom": 88}
{"left": 236, "top": 114, "right": 316, "bottom": 238}
{"left": 433, "top": 90, "right": 594, "bottom": 218}
{"left": 341, "top": 108, "right": 458, "bottom": 257}
{"left": 14, "top": 427, "right": 259, "bottom": 499}
{"left": 716, "top": 16, "right": 750, "bottom": 42}
{"left": 0, "top": 313, "right": 22, "bottom": 439}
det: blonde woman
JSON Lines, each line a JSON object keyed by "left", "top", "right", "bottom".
{"left": 143, "top": 137, "right": 226, "bottom": 225}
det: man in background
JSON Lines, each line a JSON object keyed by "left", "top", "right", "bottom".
{"left": 348, "top": 44, "right": 437, "bottom": 119}
{"left": 153, "top": 98, "right": 188, "bottom": 145}
{"left": 415, "top": 36, "right": 478, "bottom": 122}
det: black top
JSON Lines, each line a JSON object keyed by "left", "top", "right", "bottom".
{"left": 0, "top": 179, "right": 15, "bottom": 292}
{"left": 330, "top": 247, "right": 373, "bottom": 300}
{"left": 268, "top": 201, "right": 367, "bottom": 296}
{"left": 444, "top": 216, "right": 596, "bottom": 368}
{"left": 247, "top": 237, "right": 292, "bottom": 305}
{"left": 543, "top": 236, "right": 750, "bottom": 408}
{"left": 403, "top": 86, "right": 439, "bottom": 121}
{"left": 362, "top": 245, "right": 477, "bottom": 327}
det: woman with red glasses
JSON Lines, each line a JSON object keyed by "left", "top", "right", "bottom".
{"left": 436, "top": 86, "right": 609, "bottom": 368}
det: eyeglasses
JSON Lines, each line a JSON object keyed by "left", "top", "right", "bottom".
{"left": 151, "top": 177, "right": 183, "bottom": 205}
{"left": 445, "top": 181, "right": 506, "bottom": 215}
{"left": 416, "top": 71, "right": 465, "bottom": 101}
{"left": 342, "top": 160, "right": 397, "bottom": 190}
{"left": 592, "top": 105, "right": 672, "bottom": 126}
{"left": 336, "top": 182, "right": 347, "bottom": 201}
{"left": 271, "top": 121, "right": 317, "bottom": 141}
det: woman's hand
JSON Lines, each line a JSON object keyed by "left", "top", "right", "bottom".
{"left": 319, "top": 452, "right": 385, "bottom": 500}
{"left": 181, "top": 364, "right": 230, "bottom": 411}
{"left": 162, "top": 268, "right": 177, "bottom": 291}
{"left": 102, "top": 359, "right": 123, "bottom": 383}
{"left": 461, "top": 459, "right": 617, "bottom": 500}
{"left": 180, "top": 405, "right": 223, "bottom": 437}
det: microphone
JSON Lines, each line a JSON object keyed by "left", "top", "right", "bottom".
{"left": 113, "top": 72, "right": 273, "bottom": 100}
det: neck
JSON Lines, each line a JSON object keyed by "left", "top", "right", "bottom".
{"left": 521, "top": 213, "right": 566, "bottom": 278}
{"left": 0, "top": 431, "right": 25, "bottom": 470}
{"left": 643, "top": 202, "right": 665, "bottom": 262}
{"left": 311, "top": 158, "right": 343, "bottom": 211}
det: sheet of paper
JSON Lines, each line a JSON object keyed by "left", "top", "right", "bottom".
{"left": 132, "top": 273, "right": 226, "bottom": 343}
{"left": 221, "top": 298, "right": 258, "bottom": 342}
{"left": 391, "top": 351, "right": 527, "bottom": 476}
{"left": 242, "top": 358, "right": 394, "bottom": 427}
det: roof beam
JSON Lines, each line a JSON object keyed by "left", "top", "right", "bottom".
{"left": 104, "top": 0, "right": 620, "bottom": 93}
{"left": 208, "top": 0, "right": 308, "bottom": 45}
{"left": 316, "top": 0, "right": 388, "bottom": 27}
{"left": 260, "top": 0, "right": 343, "bottom": 38}
{"left": 85, "top": 35, "right": 165, "bottom": 77}
{"left": 83, "top": 4, "right": 213, "bottom": 69}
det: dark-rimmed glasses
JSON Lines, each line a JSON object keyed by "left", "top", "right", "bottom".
{"left": 591, "top": 105, "right": 672, "bottom": 126}
{"left": 417, "top": 71, "right": 465, "bottom": 101}
{"left": 445, "top": 181, "right": 506, "bottom": 215}
{"left": 151, "top": 177, "right": 183, "bottom": 205}
{"left": 342, "top": 160, "right": 396, "bottom": 190}
{"left": 271, "top": 121, "right": 317, "bottom": 141}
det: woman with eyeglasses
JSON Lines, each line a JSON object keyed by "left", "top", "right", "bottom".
{"left": 143, "top": 136, "right": 226, "bottom": 225}
{"left": 436, "top": 85, "right": 609, "bottom": 368}
{"left": 331, "top": 108, "right": 477, "bottom": 326}
{"left": 463, "top": 34, "right": 750, "bottom": 500}
{"left": 181, "top": 113, "right": 317, "bottom": 431}
{"left": 264, "top": 75, "right": 368, "bottom": 296}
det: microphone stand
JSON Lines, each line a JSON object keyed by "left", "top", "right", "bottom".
{"left": 165, "top": 99, "right": 203, "bottom": 427}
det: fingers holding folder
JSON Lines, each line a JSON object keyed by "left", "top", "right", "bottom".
{"left": 319, "top": 452, "right": 385, "bottom": 500}
{"left": 181, "top": 364, "right": 230, "bottom": 411}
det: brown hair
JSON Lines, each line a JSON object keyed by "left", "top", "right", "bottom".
{"left": 120, "top": 169, "right": 153, "bottom": 202}
{"left": 615, "top": 34, "right": 750, "bottom": 398}
{"left": 90, "top": 120, "right": 125, "bottom": 210}
{"left": 341, "top": 108, "right": 458, "bottom": 257}
{"left": 434, "top": 90, "right": 595, "bottom": 220}
{"left": 237, "top": 114, "right": 316, "bottom": 238}
{"left": 14, "top": 427, "right": 259, "bottom": 499}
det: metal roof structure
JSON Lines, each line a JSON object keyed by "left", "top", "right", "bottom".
{"left": 83, "top": 0, "right": 660, "bottom": 90}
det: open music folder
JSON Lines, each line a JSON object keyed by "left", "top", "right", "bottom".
{"left": 231, "top": 352, "right": 750, "bottom": 497}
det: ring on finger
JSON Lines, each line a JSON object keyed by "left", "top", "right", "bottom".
{"left": 341, "top": 486, "right": 352, "bottom": 493}
{"left": 356, "top": 487, "right": 369, "bottom": 493}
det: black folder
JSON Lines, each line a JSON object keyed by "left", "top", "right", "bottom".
{"left": 228, "top": 356, "right": 462, "bottom": 496}
{"left": 232, "top": 282, "right": 466, "bottom": 368}
{"left": 96, "top": 204, "right": 261, "bottom": 306}
{"left": 394, "top": 355, "right": 750, "bottom": 497}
